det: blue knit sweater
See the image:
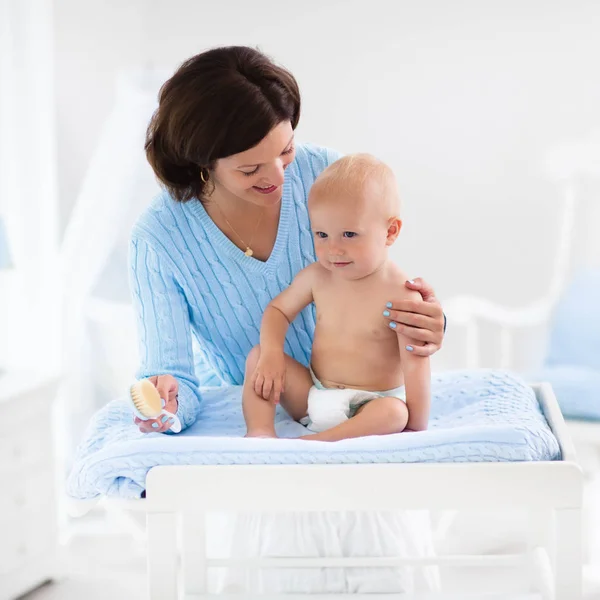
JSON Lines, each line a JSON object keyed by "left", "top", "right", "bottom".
{"left": 129, "top": 143, "right": 341, "bottom": 429}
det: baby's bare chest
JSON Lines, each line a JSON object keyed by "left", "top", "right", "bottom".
{"left": 314, "top": 284, "right": 397, "bottom": 340}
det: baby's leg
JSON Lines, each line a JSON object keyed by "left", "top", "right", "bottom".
{"left": 300, "top": 397, "right": 408, "bottom": 442}
{"left": 243, "top": 345, "right": 312, "bottom": 438}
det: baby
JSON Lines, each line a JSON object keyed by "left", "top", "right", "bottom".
{"left": 243, "top": 154, "right": 431, "bottom": 441}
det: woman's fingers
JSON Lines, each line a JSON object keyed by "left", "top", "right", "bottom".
{"left": 388, "top": 297, "right": 442, "bottom": 320}
{"left": 134, "top": 415, "right": 171, "bottom": 433}
{"left": 154, "top": 374, "right": 179, "bottom": 413}
{"left": 384, "top": 309, "right": 439, "bottom": 331}
{"left": 391, "top": 323, "right": 438, "bottom": 343}
{"left": 404, "top": 277, "right": 438, "bottom": 303}
{"left": 403, "top": 342, "right": 439, "bottom": 358}
{"left": 386, "top": 282, "right": 445, "bottom": 351}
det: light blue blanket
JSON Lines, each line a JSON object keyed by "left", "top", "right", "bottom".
{"left": 67, "top": 370, "right": 560, "bottom": 500}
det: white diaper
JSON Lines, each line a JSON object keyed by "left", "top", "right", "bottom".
{"left": 302, "top": 369, "right": 406, "bottom": 433}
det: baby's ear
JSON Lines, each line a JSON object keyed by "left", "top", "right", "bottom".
{"left": 386, "top": 217, "right": 402, "bottom": 245}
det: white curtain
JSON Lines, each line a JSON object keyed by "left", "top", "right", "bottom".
{"left": 0, "top": 0, "right": 59, "bottom": 369}
{"left": 59, "top": 69, "right": 165, "bottom": 461}
{"left": 0, "top": 0, "right": 163, "bottom": 472}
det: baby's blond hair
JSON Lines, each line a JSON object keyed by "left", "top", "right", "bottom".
{"left": 309, "top": 153, "right": 400, "bottom": 214}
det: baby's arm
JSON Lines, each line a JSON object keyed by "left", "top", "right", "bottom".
{"left": 393, "top": 289, "right": 431, "bottom": 431}
{"left": 261, "top": 265, "right": 315, "bottom": 350}
{"left": 398, "top": 338, "right": 431, "bottom": 431}
{"left": 253, "top": 265, "right": 316, "bottom": 402}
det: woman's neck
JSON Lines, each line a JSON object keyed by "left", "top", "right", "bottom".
{"left": 205, "top": 187, "right": 258, "bottom": 217}
{"left": 201, "top": 185, "right": 283, "bottom": 262}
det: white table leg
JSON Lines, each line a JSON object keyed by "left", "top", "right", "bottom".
{"left": 147, "top": 512, "right": 179, "bottom": 600}
{"left": 554, "top": 507, "right": 582, "bottom": 600}
{"left": 529, "top": 508, "right": 555, "bottom": 596}
{"left": 181, "top": 512, "right": 207, "bottom": 596}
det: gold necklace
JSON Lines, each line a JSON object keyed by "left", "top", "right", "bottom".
{"left": 213, "top": 202, "right": 264, "bottom": 257}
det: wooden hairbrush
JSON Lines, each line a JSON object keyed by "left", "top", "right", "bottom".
{"left": 129, "top": 379, "right": 182, "bottom": 433}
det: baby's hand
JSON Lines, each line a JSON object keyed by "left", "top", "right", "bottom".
{"left": 252, "top": 348, "right": 286, "bottom": 404}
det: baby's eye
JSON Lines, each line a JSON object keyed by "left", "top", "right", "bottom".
{"left": 343, "top": 231, "right": 357, "bottom": 238}
{"left": 315, "top": 232, "right": 328, "bottom": 239}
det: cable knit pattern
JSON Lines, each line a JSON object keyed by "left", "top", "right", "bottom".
{"left": 67, "top": 370, "right": 561, "bottom": 500}
{"left": 129, "top": 143, "right": 342, "bottom": 430}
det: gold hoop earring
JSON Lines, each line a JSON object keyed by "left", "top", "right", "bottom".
{"left": 200, "top": 168, "right": 209, "bottom": 184}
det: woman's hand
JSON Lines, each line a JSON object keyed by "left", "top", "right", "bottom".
{"left": 252, "top": 348, "right": 286, "bottom": 404}
{"left": 134, "top": 374, "right": 179, "bottom": 433}
{"left": 383, "top": 278, "right": 445, "bottom": 357}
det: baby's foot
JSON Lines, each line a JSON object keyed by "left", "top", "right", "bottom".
{"left": 245, "top": 430, "right": 277, "bottom": 439}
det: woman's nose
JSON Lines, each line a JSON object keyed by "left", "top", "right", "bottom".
{"left": 263, "top": 159, "right": 285, "bottom": 186}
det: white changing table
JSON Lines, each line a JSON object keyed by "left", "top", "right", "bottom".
{"left": 142, "top": 383, "right": 582, "bottom": 600}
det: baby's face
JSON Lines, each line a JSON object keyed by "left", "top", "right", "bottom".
{"left": 309, "top": 189, "right": 397, "bottom": 280}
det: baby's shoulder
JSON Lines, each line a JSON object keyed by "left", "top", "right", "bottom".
{"left": 295, "top": 261, "right": 327, "bottom": 285}
{"left": 293, "top": 263, "right": 336, "bottom": 297}
{"left": 384, "top": 265, "right": 421, "bottom": 302}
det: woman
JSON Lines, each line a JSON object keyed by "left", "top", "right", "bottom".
{"left": 131, "top": 45, "right": 445, "bottom": 434}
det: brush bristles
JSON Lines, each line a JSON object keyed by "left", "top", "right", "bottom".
{"left": 130, "top": 379, "right": 162, "bottom": 418}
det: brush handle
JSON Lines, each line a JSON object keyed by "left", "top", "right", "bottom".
{"left": 160, "top": 409, "right": 182, "bottom": 433}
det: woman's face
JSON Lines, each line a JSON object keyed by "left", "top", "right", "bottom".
{"left": 211, "top": 120, "right": 295, "bottom": 208}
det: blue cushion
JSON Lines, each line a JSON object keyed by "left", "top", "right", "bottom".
{"left": 531, "top": 365, "right": 600, "bottom": 421}
{"left": 545, "top": 268, "right": 600, "bottom": 370}
{"left": 533, "top": 268, "right": 600, "bottom": 420}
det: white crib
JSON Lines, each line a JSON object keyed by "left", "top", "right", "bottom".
{"left": 140, "top": 383, "right": 581, "bottom": 600}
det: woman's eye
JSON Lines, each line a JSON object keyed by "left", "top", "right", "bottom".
{"left": 343, "top": 231, "right": 357, "bottom": 238}
{"left": 315, "top": 232, "right": 328, "bottom": 239}
{"left": 240, "top": 147, "right": 293, "bottom": 177}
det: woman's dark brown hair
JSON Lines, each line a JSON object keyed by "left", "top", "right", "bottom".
{"left": 145, "top": 46, "right": 301, "bottom": 202}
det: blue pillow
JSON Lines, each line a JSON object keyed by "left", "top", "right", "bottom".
{"left": 532, "top": 268, "right": 600, "bottom": 420}
{"left": 532, "top": 365, "right": 600, "bottom": 420}
{"left": 545, "top": 268, "right": 600, "bottom": 370}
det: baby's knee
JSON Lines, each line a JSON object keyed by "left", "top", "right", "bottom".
{"left": 245, "top": 344, "right": 261, "bottom": 374}
{"left": 377, "top": 397, "right": 409, "bottom": 432}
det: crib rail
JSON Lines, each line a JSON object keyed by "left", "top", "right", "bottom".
{"left": 182, "top": 594, "right": 543, "bottom": 600}
{"left": 204, "top": 554, "right": 525, "bottom": 569}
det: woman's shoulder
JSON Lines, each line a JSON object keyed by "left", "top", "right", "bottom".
{"left": 290, "top": 142, "right": 343, "bottom": 181}
{"left": 131, "top": 190, "right": 185, "bottom": 246}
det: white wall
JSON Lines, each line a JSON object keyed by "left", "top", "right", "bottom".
{"left": 55, "top": 0, "right": 600, "bottom": 311}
